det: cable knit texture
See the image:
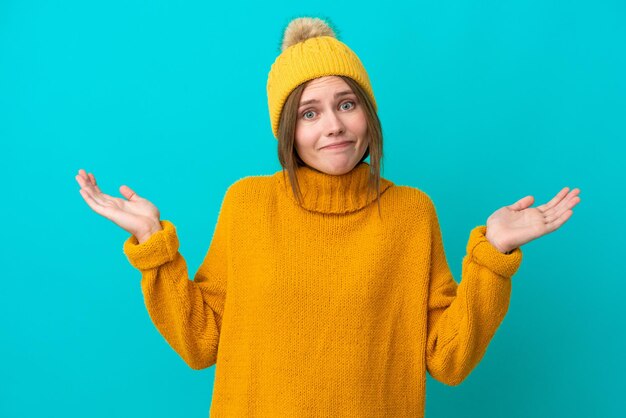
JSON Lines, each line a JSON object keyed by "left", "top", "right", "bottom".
{"left": 123, "top": 161, "right": 523, "bottom": 417}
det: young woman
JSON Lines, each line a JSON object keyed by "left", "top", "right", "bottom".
{"left": 75, "top": 17, "right": 581, "bottom": 417}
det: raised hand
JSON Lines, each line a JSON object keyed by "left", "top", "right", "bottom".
{"left": 484, "top": 187, "right": 581, "bottom": 253}
{"left": 75, "top": 169, "right": 163, "bottom": 243}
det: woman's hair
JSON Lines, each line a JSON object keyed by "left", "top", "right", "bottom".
{"left": 276, "top": 75, "right": 385, "bottom": 215}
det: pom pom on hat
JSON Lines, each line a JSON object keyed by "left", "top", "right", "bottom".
{"left": 266, "top": 16, "right": 377, "bottom": 140}
{"left": 280, "top": 17, "right": 337, "bottom": 51}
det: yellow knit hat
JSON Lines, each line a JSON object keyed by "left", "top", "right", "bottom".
{"left": 266, "top": 17, "right": 378, "bottom": 140}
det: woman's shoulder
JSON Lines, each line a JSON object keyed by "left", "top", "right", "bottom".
{"left": 222, "top": 173, "right": 275, "bottom": 202}
{"left": 385, "top": 183, "right": 435, "bottom": 209}
{"left": 230, "top": 173, "right": 274, "bottom": 189}
{"left": 373, "top": 183, "right": 437, "bottom": 232}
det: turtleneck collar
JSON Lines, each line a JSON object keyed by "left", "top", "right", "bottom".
{"left": 275, "top": 162, "right": 394, "bottom": 214}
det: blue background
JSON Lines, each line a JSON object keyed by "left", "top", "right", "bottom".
{"left": 1, "top": 0, "right": 624, "bottom": 416}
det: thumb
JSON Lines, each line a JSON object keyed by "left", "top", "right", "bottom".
{"left": 120, "top": 185, "right": 140, "bottom": 201}
{"left": 510, "top": 195, "right": 534, "bottom": 211}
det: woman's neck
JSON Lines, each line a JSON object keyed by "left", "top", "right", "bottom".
{"left": 276, "top": 162, "right": 394, "bottom": 214}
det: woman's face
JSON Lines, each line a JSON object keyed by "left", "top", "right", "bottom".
{"left": 294, "top": 76, "right": 368, "bottom": 175}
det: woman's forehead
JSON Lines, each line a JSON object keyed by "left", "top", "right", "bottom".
{"left": 300, "top": 76, "right": 354, "bottom": 102}
{"left": 304, "top": 75, "right": 346, "bottom": 88}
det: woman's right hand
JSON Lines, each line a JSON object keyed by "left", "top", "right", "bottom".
{"left": 75, "top": 169, "right": 163, "bottom": 244}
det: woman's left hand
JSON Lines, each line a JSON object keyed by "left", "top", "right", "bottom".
{"left": 485, "top": 187, "right": 582, "bottom": 254}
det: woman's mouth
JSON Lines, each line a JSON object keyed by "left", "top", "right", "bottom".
{"left": 323, "top": 141, "right": 353, "bottom": 150}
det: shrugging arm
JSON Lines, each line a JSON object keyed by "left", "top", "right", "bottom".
{"left": 425, "top": 198, "right": 523, "bottom": 386}
{"left": 123, "top": 188, "right": 232, "bottom": 370}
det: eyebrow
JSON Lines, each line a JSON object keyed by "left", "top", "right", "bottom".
{"left": 298, "top": 90, "right": 355, "bottom": 108}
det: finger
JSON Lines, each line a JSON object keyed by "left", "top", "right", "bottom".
{"left": 79, "top": 188, "right": 117, "bottom": 219}
{"left": 79, "top": 188, "right": 106, "bottom": 215}
{"left": 78, "top": 169, "right": 90, "bottom": 183}
{"left": 549, "top": 189, "right": 581, "bottom": 218}
{"left": 544, "top": 202, "right": 567, "bottom": 224}
{"left": 77, "top": 170, "right": 99, "bottom": 194}
{"left": 92, "top": 188, "right": 120, "bottom": 207}
{"left": 120, "top": 185, "right": 138, "bottom": 201}
{"left": 537, "top": 187, "right": 570, "bottom": 212}
{"left": 75, "top": 175, "right": 100, "bottom": 199}
{"left": 75, "top": 174, "right": 87, "bottom": 188}
{"left": 80, "top": 184, "right": 100, "bottom": 205}
{"left": 570, "top": 195, "right": 581, "bottom": 209}
{"left": 569, "top": 187, "right": 581, "bottom": 196}
{"left": 510, "top": 195, "right": 534, "bottom": 211}
{"left": 80, "top": 181, "right": 108, "bottom": 206}
{"left": 88, "top": 172, "right": 103, "bottom": 193}
{"left": 76, "top": 178, "right": 101, "bottom": 204}
{"left": 547, "top": 209, "right": 574, "bottom": 231}
{"left": 76, "top": 170, "right": 87, "bottom": 184}
{"left": 567, "top": 189, "right": 581, "bottom": 208}
{"left": 76, "top": 172, "right": 111, "bottom": 205}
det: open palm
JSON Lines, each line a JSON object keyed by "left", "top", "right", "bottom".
{"left": 75, "top": 169, "right": 161, "bottom": 239}
{"left": 485, "top": 187, "right": 581, "bottom": 253}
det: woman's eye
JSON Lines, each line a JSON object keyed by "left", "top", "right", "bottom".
{"left": 341, "top": 101, "right": 355, "bottom": 110}
{"left": 302, "top": 101, "right": 355, "bottom": 120}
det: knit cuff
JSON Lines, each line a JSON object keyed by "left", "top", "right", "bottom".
{"left": 466, "top": 225, "right": 523, "bottom": 278}
{"left": 123, "top": 220, "right": 179, "bottom": 270}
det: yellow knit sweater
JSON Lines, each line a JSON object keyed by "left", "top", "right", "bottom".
{"left": 123, "top": 161, "right": 523, "bottom": 417}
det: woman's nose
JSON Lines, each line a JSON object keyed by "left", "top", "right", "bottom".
{"left": 325, "top": 111, "right": 345, "bottom": 136}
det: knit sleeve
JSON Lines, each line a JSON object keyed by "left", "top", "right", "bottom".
{"left": 122, "top": 188, "right": 232, "bottom": 370}
{"left": 424, "top": 198, "right": 522, "bottom": 386}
